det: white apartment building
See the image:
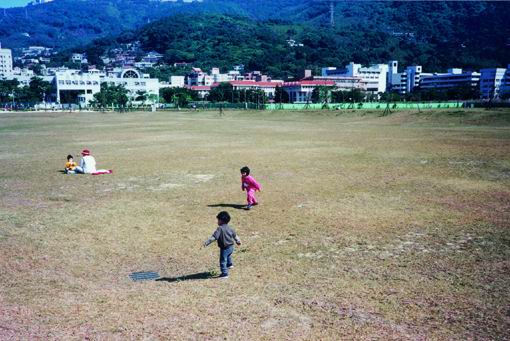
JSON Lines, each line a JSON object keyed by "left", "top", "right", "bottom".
{"left": 420, "top": 68, "right": 480, "bottom": 91}
{"left": 0, "top": 45, "right": 13, "bottom": 77}
{"left": 322, "top": 62, "right": 389, "bottom": 93}
{"left": 480, "top": 66, "right": 510, "bottom": 99}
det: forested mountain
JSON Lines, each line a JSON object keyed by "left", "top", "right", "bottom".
{"left": 1, "top": 0, "right": 509, "bottom": 77}
{"left": 0, "top": 0, "right": 308, "bottom": 49}
{"left": 133, "top": 6, "right": 510, "bottom": 78}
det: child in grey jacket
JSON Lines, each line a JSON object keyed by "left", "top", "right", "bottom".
{"left": 203, "top": 211, "right": 241, "bottom": 279}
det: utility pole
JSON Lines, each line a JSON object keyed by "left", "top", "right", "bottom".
{"left": 330, "top": 1, "right": 335, "bottom": 28}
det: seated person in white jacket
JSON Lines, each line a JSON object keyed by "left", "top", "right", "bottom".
{"left": 74, "top": 149, "right": 96, "bottom": 174}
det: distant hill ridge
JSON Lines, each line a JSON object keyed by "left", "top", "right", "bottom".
{"left": 1, "top": 0, "right": 509, "bottom": 75}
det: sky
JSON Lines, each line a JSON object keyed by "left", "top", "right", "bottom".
{"left": 0, "top": 0, "right": 32, "bottom": 8}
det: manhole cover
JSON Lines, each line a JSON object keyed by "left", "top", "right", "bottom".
{"left": 129, "top": 271, "right": 160, "bottom": 282}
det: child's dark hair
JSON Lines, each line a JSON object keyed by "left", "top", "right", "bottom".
{"left": 216, "top": 211, "right": 231, "bottom": 224}
{"left": 240, "top": 166, "right": 250, "bottom": 175}
{"left": 67, "top": 154, "right": 73, "bottom": 160}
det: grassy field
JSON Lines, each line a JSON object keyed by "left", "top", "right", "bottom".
{"left": 0, "top": 109, "right": 509, "bottom": 340}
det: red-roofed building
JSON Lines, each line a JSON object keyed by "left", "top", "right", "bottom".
{"left": 211, "top": 80, "right": 283, "bottom": 99}
{"left": 281, "top": 80, "right": 336, "bottom": 103}
{"left": 186, "top": 85, "right": 211, "bottom": 99}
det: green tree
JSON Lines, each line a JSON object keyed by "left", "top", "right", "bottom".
{"left": 91, "top": 83, "right": 128, "bottom": 110}
{"left": 160, "top": 87, "right": 197, "bottom": 107}
{"left": 0, "top": 79, "right": 19, "bottom": 103}
{"left": 274, "top": 86, "right": 289, "bottom": 103}
{"left": 208, "top": 83, "right": 233, "bottom": 103}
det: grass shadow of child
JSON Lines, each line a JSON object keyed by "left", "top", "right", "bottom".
{"left": 207, "top": 204, "right": 247, "bottom": 210}
{"left": 156, "top": 272, "right": 214, "bottom": 283}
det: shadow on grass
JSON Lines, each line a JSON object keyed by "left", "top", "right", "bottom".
{"left": 156, "top": 272, "right": 214, "bottom": 283}
{"left": 208, "top": 203, "right": 247, "bottom": 210}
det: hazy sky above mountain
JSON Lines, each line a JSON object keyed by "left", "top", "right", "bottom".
{"left": 1, "top": 0, "right": 31, "bottom": 8}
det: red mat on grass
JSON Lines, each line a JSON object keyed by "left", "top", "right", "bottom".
{"left": 92, "top": 170, "right": 113, "bottom": 175}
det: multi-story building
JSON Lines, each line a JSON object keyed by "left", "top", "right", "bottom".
{"left": 7, "top": 67, "right": 41, "bottom": 86}
{"left": 55, "top": 70, "right": 101, "bottom": 105}
{"left": 303, "top": 75, "right": 363, "bottom": 92}
{"left": 187, "top": 67, "right": 247, "bottom": 86}
{"left": 419, "top": 68, "right": 480, "bottom": 91}
{"left": 54, "top": 68, "right": 161, "bottom": 106}
{"left": 502, "top": 67, "right": 510, "bottom": 98}
{"left": 323, "top": 62, "right": 389, "bottom": 93}
{"left": 387, "top": 61, "right": 432, "bottom": 94}
{"left": 403, "top": 65, "right": 427, "bottom": 94}
{"left": 187, "top": 68, "right": 214, "bottom": 86}
{"left": 480, "top": 66, "right": 510, "bottom": 99}
{"left": 0, "top": 45, "right": 13, "bottom": 77}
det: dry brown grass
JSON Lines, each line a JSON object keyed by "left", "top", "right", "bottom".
{"left": 0, "top": 109, "right": 509, "bottom": 340}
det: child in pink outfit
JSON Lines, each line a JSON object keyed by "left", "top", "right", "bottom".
{"left": 240, "top": 166, "right": 261, "bottom": 210}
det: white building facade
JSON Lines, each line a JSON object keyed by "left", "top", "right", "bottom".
{"left": 387, "top": 61, "right": 432, "bottom": 94}
{"left": 480, "top": 66, "right": 510, "bottom": 99}
{"left": 55, "top": 68, "right": 161, "bottom": 106}
{"left": 419, "top": 68, "right": 480, "bottom": 91}
{"left": 0, "top": 45, "right": 13, "bottom": 77}
{"left": 55, "top": 70, "right": 101, "bottom": 105}
{"left": 323, "top": 62, "right": 388, "bottom": 93}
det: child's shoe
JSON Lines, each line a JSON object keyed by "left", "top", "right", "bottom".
{"left": 246, "top": 204, "right": 252, "bottom": 210}
{"left": 227, "top": 264, "right": 234, "bottom": 269}
{"left": 219, "top": 273, "right": 229, "bottom": 279}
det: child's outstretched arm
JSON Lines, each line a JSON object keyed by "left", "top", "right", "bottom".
{"left": 203, "top": 236, "right": 216, "bottom": 247}
{"left": 203, "top": 227, "right": 220, "bottom": 247}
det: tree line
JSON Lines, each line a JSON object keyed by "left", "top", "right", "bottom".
{"left": 0, "top": 78, "right": 52, "bottom": 106}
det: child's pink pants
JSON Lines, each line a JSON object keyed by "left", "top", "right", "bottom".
{"left": 246, "top": 189, "right": 258, "bottom": 205}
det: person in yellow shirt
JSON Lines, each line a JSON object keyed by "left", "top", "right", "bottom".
{"left": 65, "top": 154, "right": 77, "bottom": 174}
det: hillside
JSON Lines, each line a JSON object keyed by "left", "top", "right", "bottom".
{"left": 72, "top": 5, "right": 509, "bottom": 79}
{"left": 1, "top": 0, "right": 509, "bottom": 77}
{"left": 0, "top": 0, "right": 308, "bottom": 49}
